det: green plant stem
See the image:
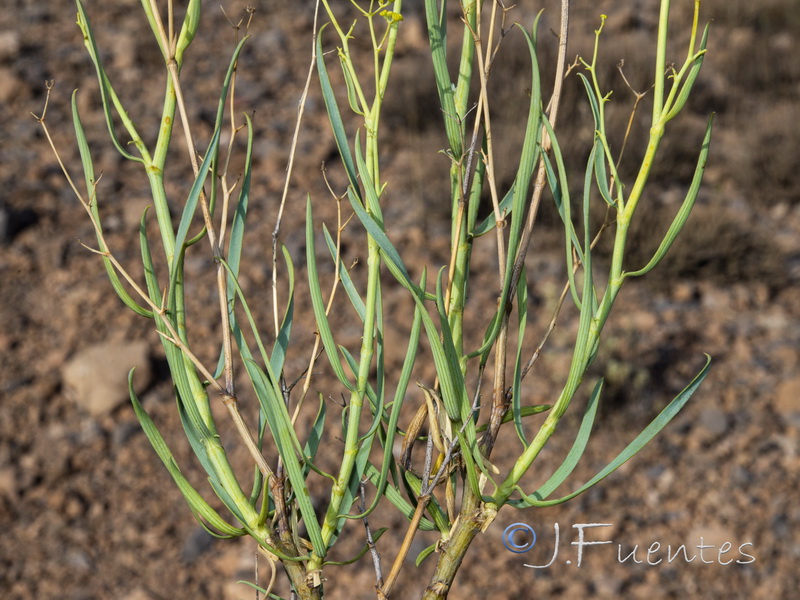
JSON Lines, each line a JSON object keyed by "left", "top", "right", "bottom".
{"left": 421, "top": 492, "right": 491, "bottom": 600}
{"left": 492, "top": 0, "right": 702, "bottom": 506}
{"left": 488, "top": 125, "right": 663, "bottom": 509}
{"left": 312, "top": 2, "right": 404, "bottom": 572}
{"left": 453, "top": 0, "right": 477, "bottom": 121}
{"left": 315, "top": 237, "right": 380, "bottom": 558}
{"left": 249, "top": 519, "right": 320, "bottom": 600}
{"left": 653, "top": 0, "right": 671, "bottom": 122}
{"left": 145, "top": 170, "right": 176, "bottom": 265}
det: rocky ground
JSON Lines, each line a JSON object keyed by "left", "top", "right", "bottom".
{"left": 1, "top": 1, "right": 799, "bottom": 599}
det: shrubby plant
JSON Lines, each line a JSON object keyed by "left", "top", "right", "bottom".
{"left": 37, "top": 0, "right": 713, "bottom": 598}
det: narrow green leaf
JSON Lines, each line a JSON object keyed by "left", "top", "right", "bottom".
{"left": 354, "top": 132, "right": 384, "bottom": 224}
{"left": 71, "top": 90, "right": 152, "bottom": 317}
{"left": 237, "top": 580, "right": 289, "bottom": 600}
{"left": 316, "top": 25, "right": 360, "bottom": 194}
{"left": 302, "top": 395, "right": 327, "bottom": 477}
{"left": 474, "top": 404, "right": 551, "bottom": 432}
{"left": 423, "top": 0, "right": 462, "bottom": 155}
{"left": 179, "top": 36, "right": 250, "bottom": 250}
{"left": 510, "top": 356, "right": 711, "bottom": 507}
{"left": 345, "top": 188, "right": 411, "bottom": 288}
{"left": 138, "top": 206, "right": 161, "bottom": 308}
{"left": 541, "top": 117, "right": 582, "bottom": 308}
{"left": 578, "top": 73, "right": 602, "bottom": 131}
{"left": 245, "top": 359, "right": 326, "bottom": 557}
{"left": 217, "top": 257, "right": 273, "bottom": 389}
{"left": 306, "top": 197, "right": 355, "bottom": 390}
{"left": 593, "top": 136, "right": 616, "bottom": 207}
{"left": 270, "top": 244, "right": 295, "bottom": 377}
{"left": 75, "top": 0, "right": 146, "bottom": 163}
{"left": 323, "top": 224, "right": 366, "bottom": 321}
{"left": 339, "top": 55, "right": 365, "bottom": 116}
{"left": 625, "top": 115, "right": 714, "bottom": 278}
{"left": 225, "top": 113, "right": 254, "bottom": 294}
{"left": 663, "top": 24, "right": 710, "bottom": 122}
{"left": 416, "top": 543, "right": 437, "bottom": 567}
{"left": 343, "top": 348, "right": 384, "bottom": 444}
{"left": 172, "top": 126, "right": 221, "bottom": 276}
{"left": 363, "top": 464, "right": 436, "bottom": 531}
{"left": 512, "top": 267, "right": 529, "bottom": 447}
{"left": 351, "top": 276, "right": 423, "bottom": 519}
{"left": 534, "top": 379, "right": 603, "bottom": 500}
{"left": 340, "top": 347, "right": 380, "bottom": 419}
{"left": 175, "top": 0, "right": 201, "bottom": 64}
{"left": 128, "top": 370, "right": 244, "bottom": 537}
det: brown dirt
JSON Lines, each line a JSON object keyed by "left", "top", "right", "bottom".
{"left": 2, "top": 1, "right": 799, "bottom": 599}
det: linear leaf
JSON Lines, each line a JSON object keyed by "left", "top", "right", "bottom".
{"left": 128, "top": 370, "right": 244, "bottom": 537}
{"left": 625, "top": 115, "right": 714, "bottom": 278}
{"left": 512, "top": 266, "right": 529, "bottom": 447}
{"left": 245, "top": 359, "right": 325, "bottom": 557}
{"left": 271, "top": 244, "right": 295, "bottom": 377}
{"left": 533, "top": 379, "right": 603, "bottom": 500}
{"left": 71, "top": 90, "right": 152, "bottom": 317}
{"left": 510, "top": 356, "right": 711, "bottom": 507}
{"left": 316, "top": 25, "right": 360, "bottom": 194}
{"left": 306, "top": 197, "right": 355, "bottom": 391}
{"left": 75, "top": 0, "right": 145, "bottom": 163}
{"left": 423, "top": 0, "right": 462, "bottom": 155}
{"left": 350, "top": 277, "right": 423, "bottom": 519}
{"left": 472, "top": 185, "right": 514, "bottom": 238}
{"left": 363, "top": 464, "right": 436, "bottom": 531}
{"left": 303, "top": 395, "right": 327, "bottom": 472}
{"left": 663, "top": 24, "right": 710, "bottom": 122}
{"left": 323, "top": 224, "right": 366, "bottom": 321}
{"left": 345, "top": 188, "right": 412, "bottom": 288}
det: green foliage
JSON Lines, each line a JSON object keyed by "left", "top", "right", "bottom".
{"left": 39, "top": 1, "right": 714, "bottom": 598}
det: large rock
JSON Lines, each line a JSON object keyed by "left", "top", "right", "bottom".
{"left": 62, "top": 341, "right": 151, "bottom": 417}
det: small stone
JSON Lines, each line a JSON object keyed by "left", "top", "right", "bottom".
{"left": 672, "top": 281, "right": 696, "bottom": 303}
{"left": 0, "top": 67, "right": 21, "bottom": 103}
{"left": 698, "top": 407, "right": 729, "bottom": 437}
{"left": 0, "top": 30, "right": 20, "bottom": 60}
{"left": 64, "top": 548, "right": 93, "bottom": 572}
{"left": 0, "top": 467, "right": 16, "bottom": 499}
{"left": 61, "top": 341, "right": 152, "bottom": 417}
{"left": 121, "top": 589, "right": 154, "bottom": 600}
{"left": 774, "top": 377, "right": 800, "bottom": 427}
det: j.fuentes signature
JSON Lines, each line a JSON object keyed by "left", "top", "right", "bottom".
{"left": 502, "top": 522, "right": 756, "bottom": 568}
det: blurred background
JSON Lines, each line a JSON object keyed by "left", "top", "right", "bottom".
{"left": 1, "top": 1, "right": 798, "bottom": 598}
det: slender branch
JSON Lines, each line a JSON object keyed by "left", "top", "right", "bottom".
{"left": 484, "top": 0, "right": 570, "bottom": 455}
{"left": 273, "top": 0, "right": 321, "bottom": 336}
{"left": 359, "top": 480, "right": 384, "bottom": 594}
{"left": 465, "top": 4, "right": 506, "bottom": 282}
